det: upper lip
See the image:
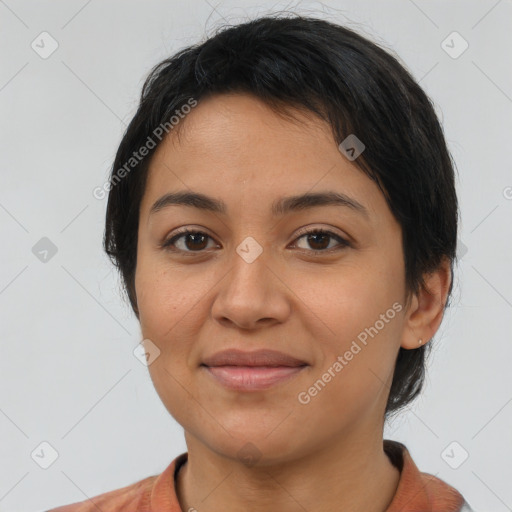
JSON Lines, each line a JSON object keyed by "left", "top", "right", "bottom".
{"left": 202, "top": 349, "right": 308, "bottom": 367}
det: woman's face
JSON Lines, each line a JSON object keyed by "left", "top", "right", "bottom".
{"left": 135, "top": 93, "right": 413, "bottom": 462}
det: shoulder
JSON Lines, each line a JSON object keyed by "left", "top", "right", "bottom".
{"left": 419, "top": 471, "right": 475, "bottom": 512}
{"left": 383, "top": 439, "right": 475, "bottom": 512}
{"left": 45, "top": 474, "right": 158, "bottom": 511}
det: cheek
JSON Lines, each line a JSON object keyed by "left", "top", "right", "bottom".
{"left": 135, "top": 257, "right": 214, "bottom": 386}
{"left": 136, "top": 266, "right": 202, "bottom": 422}
{"left": 302, "top": 301, "right": 402, "bottom": 428}
{"left": 302, "top": 264, "right": 403, "bottom": 383}
{"left": 135, "top": 252, "right": 201, "bottom": 337}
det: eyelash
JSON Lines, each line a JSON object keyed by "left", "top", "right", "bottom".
{"left": 160, "top": 227, "right": 350, "bottom": 255}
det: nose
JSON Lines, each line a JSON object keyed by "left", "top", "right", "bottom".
{"left": 210, "top": 242, "right": 291, "bottom": 330}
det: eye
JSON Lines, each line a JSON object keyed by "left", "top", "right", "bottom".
{"left": 161, "top": 229, "right": 217, "bottom": 253}
{"left": 161, "top": 227, "right": 350, "bottom": 254}
{"left": 292, "top": 228, "right": 350, "bottom": 253}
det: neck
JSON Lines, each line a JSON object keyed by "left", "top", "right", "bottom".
{"left": 176, "top": 430, "right": 400, "bottom": 512}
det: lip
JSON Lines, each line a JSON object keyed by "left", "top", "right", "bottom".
{"left": 201, "top": 348, "right": 308, "bottom": 368}
{"left": 202, "top": 365, "right": 307, "bottom": 391}
{"left": 201, "top": 349, "right": 308, "bottom": 392}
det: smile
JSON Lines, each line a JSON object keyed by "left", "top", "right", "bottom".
{"left": 201, "top": 365, "right": 307, "bottom": 391}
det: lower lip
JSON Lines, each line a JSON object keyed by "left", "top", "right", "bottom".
{"left": 202, "top": 365, "right": 307, "bottom": 391}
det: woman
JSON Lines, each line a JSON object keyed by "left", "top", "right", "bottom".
{"left": 48, "top": 14, "right": 474, "bottom": 512}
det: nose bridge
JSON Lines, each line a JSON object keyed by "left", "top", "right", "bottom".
{"left": 211, "top": 233, "right": 288, "bottom": 327}
{"left": 227, "top": 234, "right": 270, "bottom": 297}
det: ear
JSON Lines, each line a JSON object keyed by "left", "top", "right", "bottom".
{"left": 400, "top": 256, "right": 452, "bottom": 350}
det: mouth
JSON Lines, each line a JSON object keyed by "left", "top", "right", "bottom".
{"left": 201, "top": 348, "right": 308, "bottom": 368}
{"left": 200, "top": 348, "right": 309, "bottom": 391}
{"left": 200, "top": 364, "right": 308, "bottom": 391}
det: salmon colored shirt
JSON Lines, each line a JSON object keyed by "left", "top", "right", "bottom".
{"left": 46, "top": 439, "right": 474, "bottom": 511}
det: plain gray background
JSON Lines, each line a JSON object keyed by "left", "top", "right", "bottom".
{"left": 1, "top": 1, "right": 511, "bottom": 511}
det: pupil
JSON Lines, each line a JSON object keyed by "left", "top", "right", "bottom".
{"left": 309, "top": 233, "right": 328, "bottom": 250}
{"left": 187, "top": 233, "right": 207, "bottom": 250}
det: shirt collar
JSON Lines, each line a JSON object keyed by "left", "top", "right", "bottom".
{"left": 383, "top": 439, "right": 466, "bottom": 511}
{"left": 149, "top": 439, "right": 466, "bottom": 511}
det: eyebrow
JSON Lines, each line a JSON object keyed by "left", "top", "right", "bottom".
{"left": 149, "top": 190, "right": 370, "bottom": 219}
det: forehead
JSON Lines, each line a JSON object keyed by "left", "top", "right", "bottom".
{"left": 140, "top": 93, "right": 386, "bottom": 222}
{"left": 153, "top": 93, "right": 335, "bottom": 165}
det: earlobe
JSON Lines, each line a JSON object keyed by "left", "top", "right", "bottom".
{"left": 400, "top": 257, "right": 452, "bottom": 350}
